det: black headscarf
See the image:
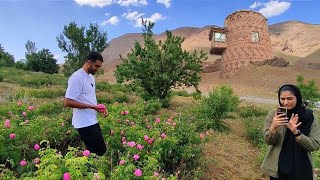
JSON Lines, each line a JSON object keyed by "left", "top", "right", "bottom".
{"left": 277, "top": 84, "right": 314, "bottom": 179}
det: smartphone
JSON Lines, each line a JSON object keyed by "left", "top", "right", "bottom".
{"left": 277, "top": 107, "right": 287, "bottom": 117}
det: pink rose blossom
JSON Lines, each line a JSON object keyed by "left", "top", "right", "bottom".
{"left": 122, "top": 141, "right": 127, "bottom": 146}
{"left": 172, "top": 122, "right": 177, "bottom": 127}
{"left": 133, "top": 154, "right": 140, "bottom": 161}
{"left": 127, "top": 141, "right": 136, "bottom": 147}
{"left": 119, "top": 160, "right": 125, "bottom": 165}
{"left": 121, "top": 137, "right": 126, "bottom": 142}
{"left": 199, "top": 133, "right": 205, "bottom": 139}
{"left": 147, "top": 125, "right": 152, "bottom": 129}
{"left": 144, "top": 135, "right": 149, "bottom": 141}
{"left": 124, "top": 110, "right": 129, "bottom": 115}
{"left": 22, "top": 112, "right": 27, "bottom": 117}
{"left": 20, "top": 160, "right": 27, "bottom": 166}
{"left": 155, "top": 118, "right": 161, "bottom": 123}
{"left": 206, "top": 131, "right": 210, "bottom": 135}
{"left": 117, "top": 119, "right": 122, "bottom": 123}
{"left": 134, "top": 169, "right": 142, "bottom": 176}
{"left": 148, "top": 139, "right": 153, "bottom": 145}
{"left": 33, "top": 158, "right": 40, "bottom": 164}
{"left": 120, "top": 111, "right": 125, "bottom": 115}
{"left": 24, "top": 120, "right": 29, "bottom": 124}
{"left": 137, "top": 144, "right": 143, "bottom": 150}
{"left": 83, "top": 150, "right": 90, "bottom": 157}
{"left": 154, "top": 172, "right": 159, "bottom": 176}
{"left": 4, "top": 119, "right": 10, "bottom": 128}
{"left": 34, "top": 143, "right": 40, "bottom": 150}
{"left": 97, "top": 104, "right": 106, "bottom": 113}
{"left": 125, "top": 119, "right": 129, "bottom": 123}
{"left": 145, "top": 118, "right": 148, "bottom": 122}
{"left": 161, "top": 133, "right": 167, "bottom": 139}
{"left": 63, "top": 172, "right": 71, "bottom": 180}
{"left": 28, "top": 106, "right": 34, "bottom": 111}
{"left": 17, "top": 101, "right": 22, "bottom": 106}
{"left": 9, "top": 133, "right": 16, "bottom": 139}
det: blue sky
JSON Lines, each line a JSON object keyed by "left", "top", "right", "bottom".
{"left": 0, "top": 0, "right": 319, "bottom": 64}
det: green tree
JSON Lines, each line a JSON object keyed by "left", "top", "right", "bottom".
{"left": 0, "top": 44, "right": 15, "bottom": 67}
{"left": 24, "top": 41, "right": 59, "bottom": 74}
{"left": 296, "top": 74, "right": 320, "bottom": 106}
{"left": 56, "top": 22, "right": 108, "bottom": 76}
{"left": 115, "top": 21, "right": 207, "bottom": 100}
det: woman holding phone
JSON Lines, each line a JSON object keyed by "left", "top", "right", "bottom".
{"left": 261, "top": 84, "right": 320, "bottom": 180}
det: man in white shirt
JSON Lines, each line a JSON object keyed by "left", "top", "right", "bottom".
{"left": 64, "top": 51, "right": 107, "bottom": 156}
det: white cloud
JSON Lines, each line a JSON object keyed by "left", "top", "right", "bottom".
{"left": 105, "top": 12, "right": 110, "bottom": 16}
{"left": 250, "top": 0, "right": 291, "bottom": 18}
{"left": 101, "top": 16, "right": 120, "bottom": 26}
{"left": 122, "top": 11, "right": 144, "bottom": 20}
{"left": 117, "top": 0, "right": 147, "bottom": 6}
{"left": 134, "top": 13, "right": 165, "bottom": 27}
{"left": 156, "top": 0, "right": 171, "bottom": 8}
{"left": 249, "top": 1, "right": 263, "bottom": 9}
{"left": 74, "top": 0, "right": 113, "bottom": 7}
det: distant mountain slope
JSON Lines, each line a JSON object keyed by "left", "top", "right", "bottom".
{"left": 269, "top": 21, "right": 320, "bottom": 57}
{"left": 296, "top": 49, "right": 320, "bottom": 70}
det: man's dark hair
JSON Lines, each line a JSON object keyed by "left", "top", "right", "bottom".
{"left": 85, "top": 51, "right": 103, "bottom": 63}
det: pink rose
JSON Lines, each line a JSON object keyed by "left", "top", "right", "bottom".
{"left": 97, "top": 104, "right": 106, "bottom": 113}
{"left": 154, "top": 172, "right": 159, "bottom": 176}
{"left": 83, "top": 150, "right": 90, "bottom": 157}
{"left": 34, "top": 143, "right": 40, "bottom": 150}
{"left": 24, "top": 120, "right": 29, "bottom": 124}
{"left": 4, "top": 119, "right": 10, "bottom": 128}
{"left": 121, "top": 137, "right": 126, "bottom": 142}
{"left": 9, "top": 133, "right": 16, "bottom": 139}
{"left": 17, "top": 101, "right": 22, "bottom": 106}
{"left": 63, "top": 172, "right": 71, "bottom": 180}
{"left": 119, "top": 160, "right": 125, "bottom": 165}
{"left": 120, "top": 111, "right": 125, "bottom": 115}
{"left": 22, "top": 112, "right": 27, "bottom": 117}
{"left": 155, "top": 118, "right": 160, "bottom": 123}
{"left": 134, "top": 169, "right": 142, "bottom": 176}
{"left": 161, "top": 133, "right": 167, "bottom": 139}
{"left": 133, "top": 154, "right": 140, "bottom": 161}
{"left": 147, "top": 125, "right": 152, "bottom": 129}
{"left": 20, "top": 160, "right": 27, "bottom": 166}
{"left": 148, "top": 139, "right": 153, "bottom": 145}
{"left": 33, "top": 158, "right": 40, "bottom": 164}
{"left": 137, "top": 144, "right": 143, "bottom": 150}
{"left": 124, "top": 110, "right": 129, "bottom": 115}
{"left": 145, "top": 118, "right": 148, "bottom": 122}
{"left": 199, "top": 133, "right": 205, "bottom": 139}
{"left": 28, "top": 106, "right": 34, "bottom": 111}
{"left": 128, "top": 141, "right": 136, "bottom": 147}
{"left": 144, "top": 135, "right": 149, "bottom": 141}
{"left": 172, "top": 122, "right": 177, "bottom": 127}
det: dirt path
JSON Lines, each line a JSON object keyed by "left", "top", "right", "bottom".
{"left": 202, "top": 119, "right": 267, "bottom": 180}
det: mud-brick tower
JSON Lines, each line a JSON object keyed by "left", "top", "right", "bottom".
{"left": 209, "top": 10, "right": 273, "bottom": 78}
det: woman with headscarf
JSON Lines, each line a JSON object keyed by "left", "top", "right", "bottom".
{"left": 261, "top": 84, "right": 320, "bottom": 180}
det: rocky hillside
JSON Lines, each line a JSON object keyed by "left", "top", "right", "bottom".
{"left": 269, "top": 21, "right": 320, "bottom": 58}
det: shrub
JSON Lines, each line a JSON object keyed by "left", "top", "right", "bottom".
{"left": 195, "top": 85, "right": 239, "bottom": 131}
{"left": 238, "top": 106, "right": 268, "bottom": 118}
{"left": 243, "top": 116, "right": 265, "bottom": 147}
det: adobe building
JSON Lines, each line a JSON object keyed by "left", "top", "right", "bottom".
{"left": 209, "top": 10, "right": 273, "bottom": 78}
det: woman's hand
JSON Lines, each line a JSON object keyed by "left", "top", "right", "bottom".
{"left": 286, "top": 113, "right": 301, "bottom": 134}
{"left": 270, "top": 113, "right": 288, "bottom": 134}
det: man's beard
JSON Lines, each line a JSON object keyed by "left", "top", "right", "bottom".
{"left": 88, "top": 66, "right": 96, "bottom": 75}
